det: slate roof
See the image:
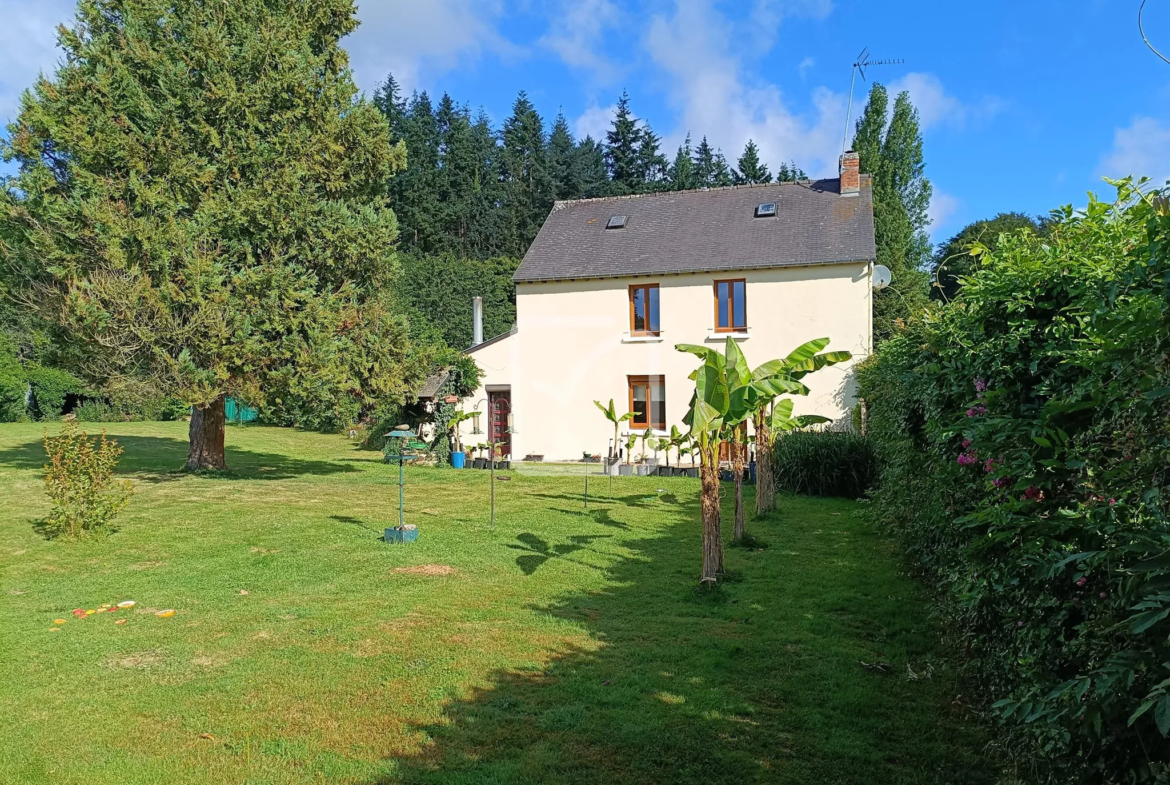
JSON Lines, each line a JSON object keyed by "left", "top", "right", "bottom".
{"left": 513, "top": 177, "right": 876, "bottom": 284}
{"left": 416, "top": 369, "right": 450, "bottom": 400}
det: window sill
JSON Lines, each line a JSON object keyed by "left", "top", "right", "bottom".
{"left": 706, "top": 331, "right": 750, "bottom": 342}
{"left": 621, "top": 334, "right": 664, "bottom": 344}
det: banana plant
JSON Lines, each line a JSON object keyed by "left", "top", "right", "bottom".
{"left": 446, "top": 409, "right": 476, "bottom": 455}
{"left": 750, "top": 338, "right": 851, "bottom": 517}
{"left": 624, "top": 432, "right": 638, "bottom": 466}
{"left": 594, "top": 398, "right": 634, "bottom": 467}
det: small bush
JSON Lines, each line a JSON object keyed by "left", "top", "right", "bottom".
{"left": 42, "top": 421, "right": 134, "bottom": 539}
{"left": 25, "top": 365, "right": 83, "bottom": 419}
{"left": 74, "top": 393, "right": 187, "bottom": 422}
{"left": 771, "top": 430, "right": 877, "bottom": 499}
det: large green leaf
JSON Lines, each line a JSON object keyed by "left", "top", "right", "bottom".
{"left": 788, "top": 350, "right": 853, "bottom": 377}
{"left": 690, "top": 398, "right": 724, "bottom": 436}
{"left": 784, "top": 337, "right": 832, "bottom": 366}
{"left": 724, "top": 337, "right": 752, "bottom": 388}
{"left": 694, "top": 358, "right": 729, "bottom": 416}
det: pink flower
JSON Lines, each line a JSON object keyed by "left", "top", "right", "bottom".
{"left": 974, "top": 378, "right": 988, "bottom": 393}
{"left": 1024, "top": 486, "right": 1045, "bottom": 502}
{"left": 1076, "top": 577, "right": 1087, "bottom": 587}
{"left": 1017, "top": 621, "right": 1024, "bottom": 627}
{"left": 962, "top": 439, "right": 972, "bottom": 449}
{"left": 992, "top": 477, "right": 1010, "bottom": 488}
{"left": 1108, "top": 498, "right": 1116, "bottom": 506}
{"left": 957, "top": 452, "right": 977, "bottom": 466}
{"left": 1099, "top": 592, "right": 1107, "bottom": 599}
{"left": 965, "top": 405, "right": 987, "bottom": 418}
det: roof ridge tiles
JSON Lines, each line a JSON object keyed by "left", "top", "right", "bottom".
{"left": 549, "top": 177, "right": 868, "bottom": 210}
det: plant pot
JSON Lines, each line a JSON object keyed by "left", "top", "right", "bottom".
{"left": 472, "top": 458, "right": 486, "bottom": 470}
{"left": 451, "top": 451, "right": 466, "bottom": 469}
{"left": 685, "top": 468, "right": 699, "bottom": 478}
{"left": 721, "top": 470, "right": 734, "bottom": 482}
{"left": 618, "top": 464, "right": 633, "bottom": 476}
{"left": 636, "top": 465, "right": 651, "bottom": 476}
{"left": 495, "top": 460, "right": 511, "bottom": 470}
{"left": 749, "top": 461, "right": 757, "bottom": 483}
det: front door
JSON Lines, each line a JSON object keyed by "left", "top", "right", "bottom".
{"left": 489, "top": 389, "right": 511, "bottom": 459}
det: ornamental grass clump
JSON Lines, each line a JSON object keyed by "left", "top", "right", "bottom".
{"left": 42, "top": 422, "right": 134, "bottom": 539}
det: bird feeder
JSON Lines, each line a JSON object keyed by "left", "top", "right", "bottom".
{"left": 384, "top": 428, "right": 424, "bottom": 543}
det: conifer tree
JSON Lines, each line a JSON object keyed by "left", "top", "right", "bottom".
{"left": 636, "top": 125, "right": 669, "bottom": 189}
{"left": 693, "top": 136, "right": 717, "bottom": 185}
{"left": 668, "top": 133, "right": 698, "bottom": 190}
{"left": 710, "top": 150, "right": 733, "bottom": 187}
{"left": 851, "top": 83, "right": 932, "bottom": 341}
{"left": 548, "top": 111, "right": 577, "bottom": 200}
{"left": 573, "top": 136, "right": 609, "bottom": 199}
{"left": 605, "top": 91, "right": 643, "bottom": 193}
{"left": 734, "top": 140, "right": 772, "bottom": 184}
{"left": 1, "top": 0, "right": 419, "bottom": 470}
{"left": 499, "top": 91, "right": 553, "bottom": 256}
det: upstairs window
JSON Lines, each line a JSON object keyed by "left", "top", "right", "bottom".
{"left": 629, "top": 284, "right": 660, "bottom": 335}
{"left": 714, "top": 279, "right": 746, "bottom": 332}
{"left": 629, "top": 376, "right": 666, "bottom": 431}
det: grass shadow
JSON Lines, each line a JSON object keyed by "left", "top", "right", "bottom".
{"left": 0, "top": 436, "right": 359, "bottom": 482}
{"left": 372, "top": 497, "right": 997, "bottom": 785}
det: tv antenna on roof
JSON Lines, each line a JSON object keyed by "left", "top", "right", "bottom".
{"left": 842, "top": 48, "right": 904, "bottom": 154}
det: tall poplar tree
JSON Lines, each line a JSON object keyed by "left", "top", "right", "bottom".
{"left": 0, "top": 0, "right": 420, "bottom": 470}
{"left": 852, "top": 82, "right": 932, "bottom": 341}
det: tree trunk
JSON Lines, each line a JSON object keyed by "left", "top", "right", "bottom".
{"left": 699, "top": 439, "right": 723, "bottom": 583}
{"left": 732, "top": 430, "right": 746, "bottom": 541}
{"left": 754, "top": 413, "right": 774, "bottom": 517}
{"left": 186, "top": 395, "right": 227, "bottom": 471}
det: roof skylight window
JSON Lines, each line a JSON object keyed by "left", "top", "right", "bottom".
{"left": 606, "top": 215, "right": 628, "bottom": 229}
{"left": 755, "top": 203, "right": 777, "bottom": 218}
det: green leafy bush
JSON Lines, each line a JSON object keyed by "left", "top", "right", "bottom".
{"left": 42, "top": 421, "right": 134, "bottom": 539}
{"left": 0, "top": 337, "right": 26, "bottom": 422}
{"left": 24, "top": 365, "right": 83, "bottom": 419}
{"left": 858, "top": 180, "right": 1170, "bottom": 781}
{"left": 771, "top": 430, "right": 877, "bottom": 499}
{"left": 74, "top": 393, "right": 188, "bottom": 422}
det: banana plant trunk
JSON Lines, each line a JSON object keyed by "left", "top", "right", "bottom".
{"left": 753, "top": 412, "right": 774, "bottom": 517}
{"left": 732, "top": 427, "right": 747, "bottom": 540}
{"left": 186, "top": 395, "right": 227, "bottom": 471}
{"left": 699, "top": 438, "right": 723, "bottom": 583}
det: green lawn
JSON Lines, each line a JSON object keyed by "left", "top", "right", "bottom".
{"left": 0, "top": 423, "right": 993, "bottom": 784}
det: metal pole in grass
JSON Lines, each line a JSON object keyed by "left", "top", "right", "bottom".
{"left": 584, "top": 450, "right": 589, "bottom": 510}
{"left": 490, "top": 438, "right": 496, "bottom": 532}
{"left": 607, "top": 438, "right": 613, "bottom": 497}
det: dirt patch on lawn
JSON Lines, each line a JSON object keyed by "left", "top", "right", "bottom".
{"left": 109, "top": 650, "right": 166, "bottom": 669}
{"left": 127, "top": 561, "right": 166, "bottom": 571}
{"left": 391, "top": 564, "right": 456, "bottom": 577}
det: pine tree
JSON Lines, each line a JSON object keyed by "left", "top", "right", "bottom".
{"left": 499, "top": 91, "right": 553, "bottom": 256}
{"left": 636, "top": 125, "right": 669, "bottom": 189}
{"left": 668, "top": 133, "right": 698, "bottom": 190}
{"left": 710, "top": 150, "right": 733, "bottom": 187}
{"left": 734, "top": 140, "right": 772, "bottom": 184}
{"left": 465, "top": 108, "right": 508, "bottom": 258}
{"left": 573, "top": 136, "right": 609, "bottom": 199}
{"left": 390, "top": 91, "right": 442, "bottom": 252}
{"left": 0, "top": 0, "right": 420, "bottom": 469}
{"left": 693, "top": 136, "right": 716, "bottom": 186}
{"left": 605, "top": 91, "right": 643, "bottom": 193}
{"left": 851, "top": 83, "right": 932, "bottom": 342}
{"left": 548, "top": 111, "right": 577, "bottom": 200}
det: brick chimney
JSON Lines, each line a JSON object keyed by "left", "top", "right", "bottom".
{"left": 839, "top": 150, "right": 860, "bottom": 196}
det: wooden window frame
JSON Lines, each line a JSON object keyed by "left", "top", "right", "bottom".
{"left": 627, "top": 375, "right": 666, "bottom": 431}
{"left": 714, "top": 278, "right": 747, "bottom": 333}
{"left": 628, "top": 283, "right": 661, "bottom": 336}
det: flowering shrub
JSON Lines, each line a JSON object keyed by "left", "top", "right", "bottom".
{"left": 858, "top": 180, "right": 1170, "bottom": 782}
{"left": 42, "top": 421, "right": 134, "bottom": 539}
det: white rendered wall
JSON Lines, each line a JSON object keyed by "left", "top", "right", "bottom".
{"left": 461, "top": 263, "right": 871, "bottom": 461}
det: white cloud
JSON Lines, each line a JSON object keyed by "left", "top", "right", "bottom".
{"left": 345, "top": 0, "right": 515, "bottom": 95}
{"left": 746, "top": 0, "right": 832, "bottom": 53}
{"left": 0, "top": 0, "right": 75, "bottom": 126}
{"left": 798, "top": 57, "right": 816, "bottom": 79}
{"left": 538, "top": 0, "right": 622, "bottom": 84}
{"left": 574, "top": 103, "right": 618, "bottom": 141}
{"left": 1098, "top": 117, "right": 1170, "bottom": 185}
{"left": 644, "top": 0, "right": 846, "bottom": 178}
{"left": 928, "top": 190, "right": 961, "bottom": 237}
{"left": 888, "top": 72, "right": 1003, "bottom": 131}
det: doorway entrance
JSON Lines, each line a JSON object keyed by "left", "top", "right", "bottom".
{"left": 488, "top": 388, "right": 511, "bottom": 459}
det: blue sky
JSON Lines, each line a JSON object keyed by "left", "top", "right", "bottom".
{"left": 2, "top": 0, "right": 1168, "bottom": 244}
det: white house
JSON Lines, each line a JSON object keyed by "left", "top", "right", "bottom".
{"left": 459, "top": 152, "right": 877, "bottom": 463}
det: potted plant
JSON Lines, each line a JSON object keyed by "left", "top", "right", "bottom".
{"left": 594, "top": 399, "right": 634, "bottom": 476}
{"left": 446, "top": 409, "right": 474, "bottom": 468}
{"left": 618, "top": 433, "right": 637, "bottom": 476}
{"left": 471, "top": 443, "right": 487, "bottom": 470}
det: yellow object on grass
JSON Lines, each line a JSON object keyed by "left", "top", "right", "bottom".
{"left": 155, "top": 609, "right": 176, "bottom": 618}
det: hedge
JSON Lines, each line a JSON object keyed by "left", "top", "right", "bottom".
{"left": 858, "top": 181, "right": 1170, "bottom": 782}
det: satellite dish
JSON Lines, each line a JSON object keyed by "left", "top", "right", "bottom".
{"left": 872, "top": 265, "right": 892, "bottom": 290}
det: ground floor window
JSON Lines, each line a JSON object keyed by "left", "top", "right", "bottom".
{"left": 628, "top": 375, "right": 666, "bottom": 431}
